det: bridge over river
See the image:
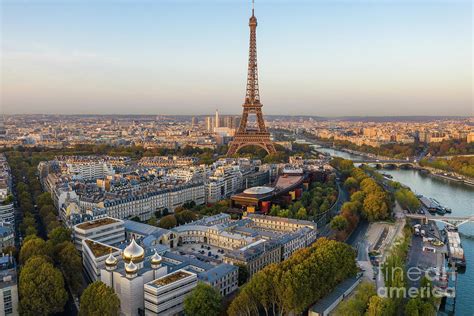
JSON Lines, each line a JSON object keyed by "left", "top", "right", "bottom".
{"left": 406, "top": 214, "right": 474, "bottom": 228}
{"left": 352, "top": 158, "right": 418, "bottom": 167}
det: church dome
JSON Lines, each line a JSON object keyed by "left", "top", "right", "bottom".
{"left": 150, "top": 250, "right": 162, "bottom": 266}
{"left": 125, "top": 259, "right": 138, "bottom": 275}
{"left": 122, "top": 239, "right": 145, "bottom": 263}
{"left": 105, "top": 252, "right": 118, "bottom": 267}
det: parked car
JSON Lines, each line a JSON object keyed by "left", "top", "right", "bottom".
{"left": 423, "top": 246, "right": 436, "bottom": 253}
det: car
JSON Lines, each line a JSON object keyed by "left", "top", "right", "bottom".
{"left": 431, "top": 240, "right": 444, "bottom": 247}
{"left": 423, "top": 246, "right": 436, "bottom": 253}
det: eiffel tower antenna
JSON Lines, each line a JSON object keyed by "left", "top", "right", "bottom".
{"left": 227, "top": 0, "right": 276, "bottom": 156}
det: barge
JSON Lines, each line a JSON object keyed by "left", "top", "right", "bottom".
{"left": 445, "top": 226, "right": 466, "bottom": 269}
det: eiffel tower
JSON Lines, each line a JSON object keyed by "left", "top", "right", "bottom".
{"left": 227, "top": 1, "right": 276, "bottom": 156}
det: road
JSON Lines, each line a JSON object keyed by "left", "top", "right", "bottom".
{"left": 317, "top": 175, "right": 350, "bottom": 238}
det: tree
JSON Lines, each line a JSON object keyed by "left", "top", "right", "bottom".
{"left": 19, "top": 255, "right": 68, "bottom": 315}
{"left": 269, "top": 204, "right": 281, "bottom": 216}
{"left": 363, "top": 192, "right": 390, "bottom": 221}
{"left": 395, "top": 188, "right": 420, "bottom": 211}
{"left": 341, "top": 201, "right": 360, "bottom": 215}
{"left": 250, "top": 270, "right": 278, "bottom": 316}
{"left": 330, "top": 158, "right": 354, "bottom": 177}
{"left": 366, "top": 296, "right": 395, "bottom": 316}
{"left": 360, "top": 178, "right": 381, "bottom": 194}
{"left": 350, "top": 191, "right": 365, "bottom": 204}
{"left": 175, "top": 210, "right": 197, "bottom": 225}
{"left": 335, "top": 282, "right": 376, "bottom": 315}
{"left": 184, "top": 282, "right": 222, "bottom": 316}
{"left": 405, "top": 298, "right": 421, "bottom": 316}
{"left": 25, "top": 225, "right": 38, "bottom": 236}
{"left": 39, "top": 205, "right": 56, "bottom": 218}
{"left": 237, "top": 264, "right": 249, "bottom": 286}
{"left": 20, "top": 215, "right": 37, "bottom": 235}
{"left": 330, "top": 215, "right": 349, "bottom": 231}
{"left": 147, "top": 217, "right": 158, "bottom": 226}
{"left": 227, "top": 285, "right": 259, "bottom": 316}
{"left": 79, "top": 281, "right": 120, "bottom": 316}
{"left": 36, "top": 192, "right": 54, "bottom": 210}
{"left": 343, "top": 177, "right": 359, "bottom": 192}
{"left": 229, "top": 238, "right": 357, "bottom": 316}
{"left": 19, "top": 236, "right": 50, "bottom": 264}
{"left": 295, "top": 207, "right": 308, "bottom": 219}
{"left": 57, "top": 241, "right": 83, "bottom": 293}
{"left": 48, "top": 226, "right": 71, "bottom": 246}
{"left": 158, "top": 214, "right": 177, "bottom": 229}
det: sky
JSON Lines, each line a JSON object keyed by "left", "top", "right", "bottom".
{"left": 0, "top": 0, "right": 472, "bottom": 116}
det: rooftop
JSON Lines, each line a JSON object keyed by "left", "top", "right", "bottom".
{"left": 124, "top": 220, "right": 162, "bottom": 236}
{"left": 76, "top": 217, "right": 120, "bottom": 230}
{"left": 243, "top": 186, "right": 274, "bottom": 195}
{"left": 310, "top": 276, "right": 361, "bottom": 314}
{"left": 84, "top": 239, "right": 118, "bottom": 257}
{"left": 153, "top": 270, "right": 193, "bottom": 287}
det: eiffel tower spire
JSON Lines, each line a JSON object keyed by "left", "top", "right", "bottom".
{"left": 245, "top": 0, "right": 260, "bottom": 105}
{"left": 227, "top": 0, "right": 276, "bottom": 156}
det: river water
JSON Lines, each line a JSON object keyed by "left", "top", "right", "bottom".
{"left": 315, "top": 146, "right": 474, "bottom": 316}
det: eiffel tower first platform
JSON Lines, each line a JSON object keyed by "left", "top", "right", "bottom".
{"left": 226, "top": 1, "right": 276, "bottom": 156}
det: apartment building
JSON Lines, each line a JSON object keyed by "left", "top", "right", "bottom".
{"left": 103, "top": 181, "right": 206, "bottom": 220}
{"left": 144, "top": 270, "right": 198, "bottom": 316}
{"left": 223, "top": 239, "right": 282, "bottom": 277}
{"left": 73, "top": 217, "right": 125, "bottom": 251}
{"left": 244, "top": 213, "right": 317, "bottom": 232}
{"left": 207, "top": 165, "right": 243, "bottom": 203}
{"left": 0, "top": 223, "right": 14, "bottom": 253}
{"left": 0, "top": 204, "right": 14, "bottom": 225}
{"left": 0, "top": 256, "right": 18, "bottom": 316}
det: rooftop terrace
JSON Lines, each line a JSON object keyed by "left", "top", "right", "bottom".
{"left": 84, "top": 239, "right": 117, "bottom": 257}
{"left": 153, "top": 270, "right": 192, "bottom": 287}
{"left": 76, "top": 217, "right": 120, "bottom": 230}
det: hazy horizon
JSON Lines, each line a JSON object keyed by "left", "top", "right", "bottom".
{"left": 1, "top": 0, "right": 472, "bottom": 116}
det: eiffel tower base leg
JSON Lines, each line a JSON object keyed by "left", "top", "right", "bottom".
{"left": 226, "top": 141, "right": 277, "bottom": 157}
{"left": 227, "top": 143, "right": 240, "bottom": 156}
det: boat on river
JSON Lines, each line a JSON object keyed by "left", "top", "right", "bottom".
{"left": 445, "top": 227, "right": 466, "bottom": 269}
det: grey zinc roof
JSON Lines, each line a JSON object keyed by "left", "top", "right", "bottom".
{"left": 198, "top": 263, "right": 238, "bottom": 283}
{"left": 310, "top": 276, "right": 361, "bottom": 314}
{"left": 124, "top": 220, "right": 162, "bottom": 236}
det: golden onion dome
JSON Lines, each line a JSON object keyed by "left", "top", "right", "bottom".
{"left": 122, "top": 239, "right": 145, "bottom": 263}
{"left": 150, "top": 250, "right": 162, "bottom": 266}
{"left": 105, "top": 252, "right": 118, "bottom": 267}
{"left": 125, "top": 259, "right": 138, "bottom": 275}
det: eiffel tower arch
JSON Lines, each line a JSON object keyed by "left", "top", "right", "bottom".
{"left": 227, "top": 1, "right": 276, "bottom": 157}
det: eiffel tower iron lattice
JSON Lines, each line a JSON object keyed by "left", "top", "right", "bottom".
{"left": 226, "top": 1, "right": 276, "bottom": 156}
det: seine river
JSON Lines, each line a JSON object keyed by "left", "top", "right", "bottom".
{"left": 316, "top": 147, "right": 474, "bottom": 315}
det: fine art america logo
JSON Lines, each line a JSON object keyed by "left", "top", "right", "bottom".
{"left": 375, "top": 265, "right": 456, "bottom": 299}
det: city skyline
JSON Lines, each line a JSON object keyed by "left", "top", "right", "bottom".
{"left": 1, "top": 0, "right": 472, "bottom": 116}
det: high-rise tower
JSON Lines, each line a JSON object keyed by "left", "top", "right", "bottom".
{"left": 226, "top": 0, "right": 276, "bottom": 156}
{"left": 0, "top": 115, "right": 6, "bottom": 138}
